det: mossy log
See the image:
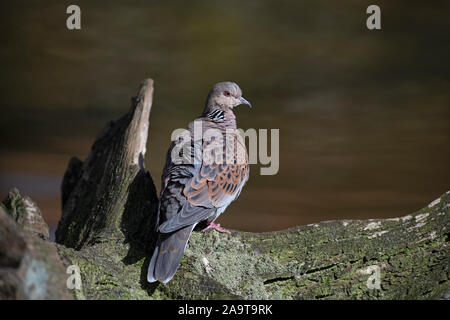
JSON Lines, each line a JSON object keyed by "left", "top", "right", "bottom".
{"left": 1, "top": 78, "right": 449, "bottom": 300}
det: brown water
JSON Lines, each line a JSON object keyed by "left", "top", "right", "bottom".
{"left": 1, "top": 1, "right": 449, "bottom": 232}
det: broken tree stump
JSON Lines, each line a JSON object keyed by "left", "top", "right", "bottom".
{"left": 56, "top": 79, "right": 158, "bottom": 250}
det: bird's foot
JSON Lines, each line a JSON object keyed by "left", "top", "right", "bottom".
{"left": 202, "top": 222, "right": 231, "bottom": 234}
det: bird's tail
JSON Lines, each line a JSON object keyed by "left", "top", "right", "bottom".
{"left": 147, "top": 224, "right": 196, "bottom": 284}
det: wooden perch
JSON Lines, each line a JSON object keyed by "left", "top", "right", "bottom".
{"left": 1, "top": 78, "right": 449, "bottom": 299}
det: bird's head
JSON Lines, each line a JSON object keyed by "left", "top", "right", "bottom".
{"left": 203, "top": 82, "right": 251, "bottom": 115}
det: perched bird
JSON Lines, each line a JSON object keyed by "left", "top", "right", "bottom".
{"left": 147, "top": 82, "right": 251, "bottom": 284}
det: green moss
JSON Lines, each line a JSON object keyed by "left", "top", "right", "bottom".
{"left": 52, "top": 192, "right": 450, "bottom": 300}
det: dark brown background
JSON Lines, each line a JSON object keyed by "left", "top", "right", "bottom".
{"left": 1, "top": 0, "right": 449, "bottom": 232}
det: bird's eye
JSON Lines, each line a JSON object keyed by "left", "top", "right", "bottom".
{"left": 223, "top": 91, "right": 231, "bottom": 97}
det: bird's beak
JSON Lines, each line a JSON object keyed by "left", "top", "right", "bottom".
{"left": 239, "top": 96, "right": 252, "bottom": 108}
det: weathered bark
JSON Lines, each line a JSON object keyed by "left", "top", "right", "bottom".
{"left": 56, "top": 79, "right": 158, "bottom": 250}
{"left": 1, "top": 78, "right": 449, "bottom": 299}
{"left": 0, "top": 190, "right": 72, "bottom": 299}
{"left": 2, "top": 189, "right": 49, "bottom": 240}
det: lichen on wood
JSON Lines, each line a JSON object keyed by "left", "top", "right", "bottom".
{"left": 55, "top": 190, "right": 450, "bottom": 300}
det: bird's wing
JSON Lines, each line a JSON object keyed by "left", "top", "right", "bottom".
{"left": 184, "top": 130, "right": 249, "bottom": 208}
{"left": 158, "top": 128, "right": 249, "bottom": 233}
{"left": 158, "top": 201, "right": 214, "bottom": 233}
{"left": 157, "top": 139, "right": 215, "bottom": 234}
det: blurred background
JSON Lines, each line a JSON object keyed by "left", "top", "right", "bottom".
{"left": 0, "top": 0, "right": 449, "bottom": 234}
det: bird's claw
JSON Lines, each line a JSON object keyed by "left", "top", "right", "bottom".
{"left": 202, "top": 222, "right": 231, "bottom": 234}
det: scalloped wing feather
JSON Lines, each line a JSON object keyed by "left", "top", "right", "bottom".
{"left": 184, "top": 130, "right": 249, "bottom": 208}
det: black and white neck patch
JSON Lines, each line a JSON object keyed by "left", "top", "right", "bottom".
{"left": 207, "top": 109, "right": 226, "bottom": 122}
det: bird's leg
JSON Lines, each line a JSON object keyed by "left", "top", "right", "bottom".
{"left": 202, "top": 222, "right": 231, "bottom": 234}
